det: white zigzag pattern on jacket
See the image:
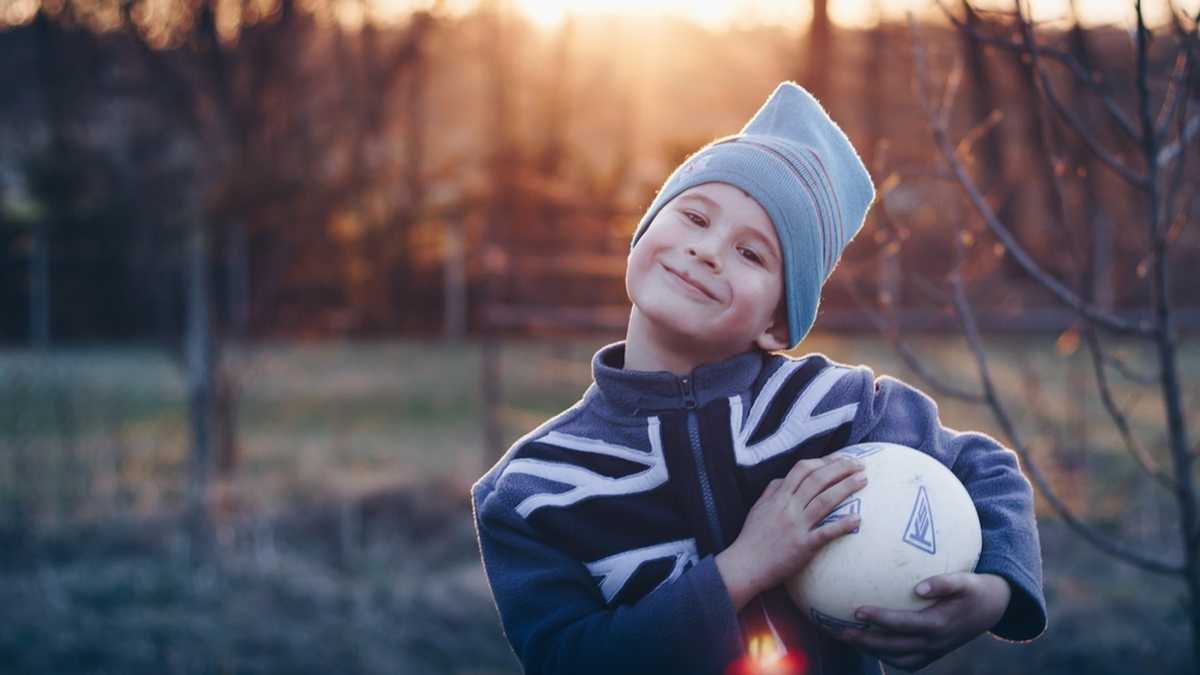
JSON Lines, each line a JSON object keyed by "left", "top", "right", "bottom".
{"left": 500, "top": 418, "right": 668, "bottom": 518}
{"left": 585, "top": 538, "right": 699, "bottom": 604}
{"left": 730, "top": 359, "right": 858, "bottom": 466}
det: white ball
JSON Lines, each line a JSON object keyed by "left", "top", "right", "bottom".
{"left": 784, "top": 442, "right": 982, "bottom": 634}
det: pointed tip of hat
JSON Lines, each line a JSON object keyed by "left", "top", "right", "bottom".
{"left": 740, "top": 81, "right": 829, "bottom": 137}
{"left": 773, "top": 81, "right": 811, "bottom": 98}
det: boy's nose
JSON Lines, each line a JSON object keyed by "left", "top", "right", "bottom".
{"left": 686, "top": 244, "right": 721, "bottom": 272}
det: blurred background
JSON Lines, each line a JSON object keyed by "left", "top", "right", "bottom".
{"left": 1, "top": 0, "right": 1198, "bottom": 672}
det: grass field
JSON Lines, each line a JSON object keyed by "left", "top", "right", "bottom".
{"left": 1, "top": 334, "right": 1196, "bottom": 673}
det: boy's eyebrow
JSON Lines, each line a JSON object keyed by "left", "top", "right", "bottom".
{"left": 744, "top": 226, "right": 781, "bottom": 262}
{"left": 678, "top": 193, "right": 722, "bottom": 213}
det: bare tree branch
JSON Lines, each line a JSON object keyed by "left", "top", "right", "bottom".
{"left": 1135, "top": 0, "right": 1200, "bottom": 583}
{"left": 1154, "top": 49, "right": 1192, "bottom": 142}
{"left": 1032, "top": 61, "right": 1151, "bottom": 189}
{"left": 910, "top": 271, "right": 953, "bottom": 307}
{"left": 1082, "top": 325, "right": 1178, "bottom": 491}
{"left": 871, "top": 183, "right": 956, "bottom": 307}
{"left": 1157, "top": 11, "right": 1200, "bottom": 166}
{"left": 1015, "top": 1, "right": 1086, "bottom": 278}
{"left": 910, "top": 11, "right": 1183, "bottom": 577}
{"left": 1162, "top": 87, "right": 1195, "bottom": 260}
{"left": 953, "top": 108, "right": 1005, "bottom": 162}
{"left": 1012, "top": 2, "right": 1153, "bottom": 440}
{"left": 1157, "top": 115, "right": 1200, "bottom": 168}
{"left": 910, "top": 18, "right": 1154, "bottom": 337}
{"left": 1010, "top": 1, "right": 1149, "bottom": 191}
{"left": 947, "top": 236, "right": 1182, "bottom": 577}
{"left": 936, "top": 0, "right": 1141, "bottom": 142}
{"left": 1103, "top": 348, "right": 1160, "bottom": 386}
{"left": 843, "top": 278, "right": 985, "bottom": 404}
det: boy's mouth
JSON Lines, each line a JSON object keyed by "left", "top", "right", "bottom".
{"left": 661, "top": 263, "right": 720, "bottom": 302}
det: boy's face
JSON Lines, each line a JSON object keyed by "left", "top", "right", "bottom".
{"left": 626, "top": 182, "right": 788, "bottom": 356}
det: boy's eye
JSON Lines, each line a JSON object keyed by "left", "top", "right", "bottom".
{"left": 684, "top": 211, "right": 708, "bottom": 227}
{"left": 739, "top": 247, "right": 763, "bottom": 265}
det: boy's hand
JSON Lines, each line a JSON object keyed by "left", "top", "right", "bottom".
{"left": 716, "top": 456, "right": 867, "bottom": 612}
{"left": 838, "top": 572, "right": 1012, "bottom": 672}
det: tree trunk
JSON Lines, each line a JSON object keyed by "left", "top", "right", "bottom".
{"left": 216, "top": 220, "right": 247, "bottom": 502}
{"left": 1066, "top": 6, "right": 1114, "bottom": 312}
{"left": 481, "top": 335, "right": 503, "bottom": 469}
{"left": 30, "top": 9, "right": 62, "bottom": 351}
{"left": 185, "top": 211, "right": 215, "bottom": 554}
{"left": 228, "top": 220, "right": 250, "bottom": 339}
{"left": 29, "top": 221, "right": 50, "bottom": 351}
{"left": 444, "top": 214, "right": 467, "bottom": 341}
{"left": 864, "top": 8, "right": 899, "bottom": 311}
{"left": 803, "top": 0, "right": 832, "bottom": 101}
{"left": 961, "top": 1, "right": 1006, "bottom": 199}
{"left": 480, "top": 1, "right": 517, "bottom": 466}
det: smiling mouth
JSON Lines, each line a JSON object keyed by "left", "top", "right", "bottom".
{"left": 661, "top": 263, "right": 719, "bottom": 301}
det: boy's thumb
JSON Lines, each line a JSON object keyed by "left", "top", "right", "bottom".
{"left": 916, "top": 572, "right": 968, "bottom": 598}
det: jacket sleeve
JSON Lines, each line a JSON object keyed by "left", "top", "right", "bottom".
{"left": 471, "top": 478, "right": 745, "bottom": 675}
{"left": 836, "top": 367, "right": 1047, "bottom": 643}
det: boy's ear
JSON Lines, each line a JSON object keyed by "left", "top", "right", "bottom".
{"left": 754, "top": 303, "right": 790, "bottom": 352}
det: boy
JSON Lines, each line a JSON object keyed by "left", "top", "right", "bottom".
{"left": 471, "top": 82, "right": 1046, "bottom": 674}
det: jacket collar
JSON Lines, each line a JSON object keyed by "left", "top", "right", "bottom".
{"left": 589, "top": 341, "right": 765, "bottom": 416}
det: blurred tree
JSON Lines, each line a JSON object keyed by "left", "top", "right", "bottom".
{"left": 26, "top": 7, "right": 108, "bottom": 348}
{"left": 898, "top": 3, "right": 1200, "bottom": 670}
{"left": 335, "top": 4, "right": 433, "bottom": 333}
{"left": 28, "top": 9, "right": 57, "bottom": 350}
{"left": 480, "top": 0, "right": 518, "bottom": 465}
{"left": 1067, "top": 0, "right": 1114, "bottom": 311}
{"left": 959, "top": 0, "right": 1008, "bottom": 227}
{"left": 2, "top": 7, "right": 185, "bottom": 349}
{"left": 864, "top": 2, "right": 897, "bottom": 311}
{"left": 535, "top": 16, "right": 573, "bottom": 231}
{"left": 802, "top": 0, "right": 831, "bottom": 101}
{"left": 111, "top": 0, "right": 323, "bottom": 549}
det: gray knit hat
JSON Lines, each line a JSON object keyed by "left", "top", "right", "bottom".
{"left": 630, "top": 82, "right": 875, "bottom": 349}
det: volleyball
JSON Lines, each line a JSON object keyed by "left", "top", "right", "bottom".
{"left": 785, "top": 442, "right": 982, "bottom": 634}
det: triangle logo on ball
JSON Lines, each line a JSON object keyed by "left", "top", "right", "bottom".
{"left": 902, "top": 486, "right": 936, "bottom": 555}
{"left": 818, "top": 498, "right": 861, "bottom": 534}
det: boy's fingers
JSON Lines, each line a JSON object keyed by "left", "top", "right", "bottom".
{"left": 802, "top": 481, "right": 862, "bottom": 531}
{"left": 762, "top": 478, "right": 784, "bottom": 500}
{"left": 779, "top": 457, "right": 831, "bottom": 497}
{"left": 795, "top": 456, "right": 863, "bottom": 506}
{"left": 853, "top": 606, "right": 940, "bottom": 636}
{"left": 916, "top": 572, "right": 971, "bottom": 598}
{"left": 798, "top": 467, "right": 866, "bottom": 524}
{"left": 809, "top": 510, "right": 861, "bottom": 546}
{"left": 840, "top": 627, "right": 928, "bottom": 655}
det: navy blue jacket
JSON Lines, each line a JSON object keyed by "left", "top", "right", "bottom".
{"left": 471, "top": 342, "right": 1047, "bottom": 674}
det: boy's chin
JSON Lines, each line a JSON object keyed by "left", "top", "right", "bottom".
{"left": 640, "top": 309, "right": 750, "bottom": 354}
{"left": 637, "top": 303, "right": 702, "bottom": 335}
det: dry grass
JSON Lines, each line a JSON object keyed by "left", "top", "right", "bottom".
{"left": 0, "top": 334, "right": 1196, "bottom": 673}
{"left": 0, "top": 480, "right": 522, "bottom": 675}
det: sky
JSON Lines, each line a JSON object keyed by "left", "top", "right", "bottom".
{"left": 503, "top": 0, "right": 1198, "bottom": 29}
{"left": 2, "top": 0, "right": 1195, "bottom": 34}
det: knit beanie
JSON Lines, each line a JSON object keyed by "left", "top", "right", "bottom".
{"left": 630, "top": 82, "right": 875, "bottom": 349}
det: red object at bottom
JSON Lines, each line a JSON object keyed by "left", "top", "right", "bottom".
{"left": 723, "top": 651, "right": 809, "bottom": 675}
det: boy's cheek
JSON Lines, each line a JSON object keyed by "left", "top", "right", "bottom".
{"left": 625, "top": 255, "right": 653, "bottom": 305}
{"left": 627, "top": 247, "right": 676, "bottom": 305}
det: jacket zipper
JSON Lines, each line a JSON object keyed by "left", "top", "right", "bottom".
{"left": 682, "top": 376, "right": 793, "bottom": 665}
{"left": 718, "top": 137, "right": 836, "bottom": 274}
{"left": 680, "top": 377, "right": 725, "bottom": 549}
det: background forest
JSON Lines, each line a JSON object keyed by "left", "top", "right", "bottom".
{"left": 2, "top": 0, "right": 1199, "bottom": 673}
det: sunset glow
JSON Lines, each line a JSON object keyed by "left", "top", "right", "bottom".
{"left": 508, "top": 0, "right": 1198, "bottom": 29}
{"left": 3, "top": 0, "right": 1197, "bottom": 31}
